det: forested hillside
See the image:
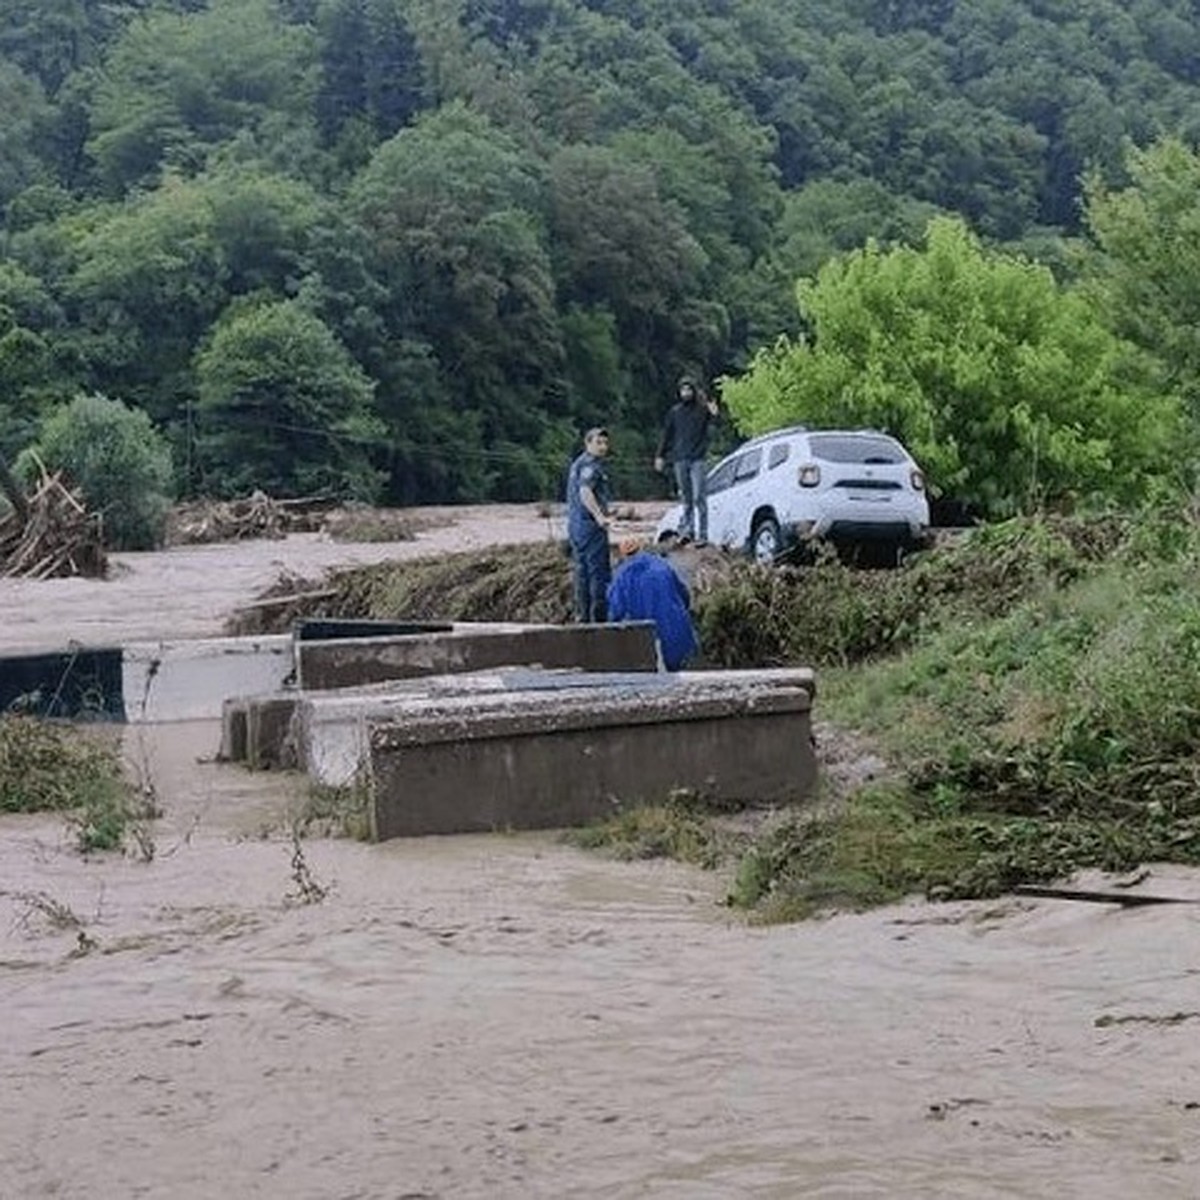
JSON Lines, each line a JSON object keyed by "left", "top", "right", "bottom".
{"left": 1, "top": 0, "right": 1198, "bottom": 507}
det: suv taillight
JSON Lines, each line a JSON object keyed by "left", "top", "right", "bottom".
{"left": 910, "top": 469, "right": 925, "bottom": 492}
{"left": 798, "top": 463, "right": 820, "bottom": 488}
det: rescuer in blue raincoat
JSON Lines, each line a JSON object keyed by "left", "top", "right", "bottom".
{"left": 606, "top": 538, "right": 700, "bottom": 671}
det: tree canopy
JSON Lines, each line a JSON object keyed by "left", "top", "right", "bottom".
{"left": 0, "top": 0, "right": 1197, "bottom": 506}
{"left": 722, "top": 217, "right": 1184, "bottom": 517}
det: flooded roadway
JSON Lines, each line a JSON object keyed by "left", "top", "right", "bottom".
{"left": 1, "top": 513, "right": 1198, "bottom": 1197}
{"left": 2, "top": 722, "right": 1198, "bottom": 1199}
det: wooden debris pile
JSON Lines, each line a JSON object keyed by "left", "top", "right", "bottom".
{"left": 166, "top": 491, "right": 338, "bottom": 546}
{"left": 0, "top": 472, "right": 106, "bottom": 579}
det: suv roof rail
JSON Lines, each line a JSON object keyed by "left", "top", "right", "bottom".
{"left": 745, "top": 423, "right": 807, "bottom": 446}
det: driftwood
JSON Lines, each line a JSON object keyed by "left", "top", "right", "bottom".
{"left": 0, "top": 470, "right": 106, "bottom": 579}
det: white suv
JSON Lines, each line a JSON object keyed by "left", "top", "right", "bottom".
{"left": 657, "top": 426, "right": 931, "bottom": 563}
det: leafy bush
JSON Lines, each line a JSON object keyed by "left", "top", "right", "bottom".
{"left": 26, "top": 393, "right": 174, "bottom": 550}
{"left": 0, "top": 715, "right": 127, "bottom": 815}
{"left": 0, "top": 715, "right": 156, "bottom": 854}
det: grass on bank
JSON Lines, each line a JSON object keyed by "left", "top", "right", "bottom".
{"left": 730, "top": 512, "right": 1200, "bottom": 918}
{"left": 567, "top": 509, "right": 1200, "bottom": 917}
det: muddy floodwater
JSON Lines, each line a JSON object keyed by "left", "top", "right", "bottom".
{"left": 2, "top": 508, "right": 1199, "bottom": 1197}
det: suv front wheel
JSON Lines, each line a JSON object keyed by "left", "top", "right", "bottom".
{"left": 750, "top": 515, "right": 782, "bottom": 564}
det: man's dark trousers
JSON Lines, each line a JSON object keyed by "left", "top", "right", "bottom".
{"left": 572, "top": 530, "right": 611, "bottom": 622}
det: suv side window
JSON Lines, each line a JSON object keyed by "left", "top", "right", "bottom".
{"left": 767, "top": 442, "right": 790, "bottom": 470}
{"left": 733, "top": 449, "right": 762, "bottom": 483}
{"left": 705, "top": 458, "right": 738, "bottom": 496}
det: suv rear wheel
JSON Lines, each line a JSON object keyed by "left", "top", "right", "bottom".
{"left": 750, "top": 515, "right": 782, "bottom": 564}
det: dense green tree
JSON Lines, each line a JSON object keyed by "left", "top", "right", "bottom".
{"left": 723, "top": 217, "right": 1182, "bottom": 517}
{"left": 350, "top": 103, "right": 567, "bottom": 496}
{"left": 0, "top": 0, "right": 130, "bottom": 95}
{"left": 2, "top": 0, "right": 1200, "bottom": 506}
{"left": 0, "top": 262, "right": 68, "bottom": 452}
{"left": 25, "top": 392, "right": 175, "bottom": 550}
{"left": 0, "top": 62, "right": 52, "bottom": 214}
{"left": 744, "top": 177, "right": 942, "bottom": 348}
{"left": 194, "top": 299, "right": 383, "bottom": 499}
{"left": 62, "top": 166, "right": 332, "bottom": 424}
{"left": 64, "top": 175, "right": 229, "bottom": 419}
{"left": 1083, "top": 137, "right": 1200, "bottom": 419}
{"left": 315, "top": 0, "right": 427, "bottom": 145}
{"left": 86, "top": 0, "right": 317, "bottom": 194}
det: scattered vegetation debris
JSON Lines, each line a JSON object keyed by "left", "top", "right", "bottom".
{"left": 0, "top": 715, "right": 125, "bottom": 815}
{"left": 285, "top": 826, "right": 328, "bottom": 905}
{"left": 319, "top": 503, "right": 420, "bottom": 544}
{"left": 297, "top": 782, "right": 371, "bottom": 841}
{"left": 0, "top": 714, "right": 158, "bottom": 856}
{"left": 4, "top": 889, "right": 84, "bottom": 934}
{"left": 166, "top": 492, "right": 426, "bottom": 549}
{"left": 165, "top": 490, "right": 339, "bottom": 546}
{"left": 225, "top": 540, "right": 575, "bottom": 634}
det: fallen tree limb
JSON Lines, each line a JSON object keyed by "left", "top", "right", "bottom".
{"left": 1013, "top": 884, "right": 1200, "bottom": 907}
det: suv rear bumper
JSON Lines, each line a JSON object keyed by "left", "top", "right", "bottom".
{"left": 824, "top": 519, "right": 925, "bottom": 545}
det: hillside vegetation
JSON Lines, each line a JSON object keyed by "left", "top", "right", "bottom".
{"left": 1, "top": 1, "right": 1199, "bottom": 518}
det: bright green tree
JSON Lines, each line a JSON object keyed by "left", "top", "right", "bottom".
{"left": 722, "top": 216, "right": 1182, "bottom": 516}
{"left": 27, "top": 392, "right": 175, "bottom": 550}
{"left": 194, "top": 299, "right": 383, "bottom": 500}
{"left": 1083, "top": 137, "right": 1200, "bottom": 420}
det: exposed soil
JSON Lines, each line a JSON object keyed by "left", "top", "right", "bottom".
{"left": 2, "top": 505, "right": 1199, "bottom": 1198}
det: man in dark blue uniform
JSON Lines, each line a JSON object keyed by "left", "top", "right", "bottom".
{"left": 565, "top": 426, "right": 614, "bottom": 623}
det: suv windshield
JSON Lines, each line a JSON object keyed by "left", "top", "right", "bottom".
{"left": 809, "top": 434, "right": 905, "bottom": 464}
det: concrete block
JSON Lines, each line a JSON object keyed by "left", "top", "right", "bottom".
{"left": 246, "top": 695, "right": 300, "bottom": 770}
{"left": 219, "top": 698, "right": 249, "bottom": 762}
{"left": 365, "top": 671, "right": 816, "bottom": 839}
{"left": 295, "top": 621, "right": 661, "bottom": 691}
{"left": 286, "top": 668, "right": 813, "bottom": 838}
{"left": 289, "top": 667, "right": 815, "bottom": 792}
{"left": 0, "top": 647, "right": 125, "bottom": 720}
{"left": 291, "top": 669, "right": 544, "bottom": 787}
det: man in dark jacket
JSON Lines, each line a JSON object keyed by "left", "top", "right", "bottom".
{"left": 565, "top": 426, "right": 614, "bottom": 622}
{"left": 654, "top": 376, "right": 718, "bottom": 544}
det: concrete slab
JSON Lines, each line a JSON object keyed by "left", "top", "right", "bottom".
{"left": 261, "top": 667, "right": 816, "bottom": 836}
{"left": 260, "top": 667, "right": 816, "bottom": 790}
{"left": 123, "top": 636, "right": 294, "bottom": 723}
{"left": 366, "top": 670, "right": 817, "bottom": 839}
{"left": 294, "top": 621, "right": 661, "bottom": 690}
{"left": 0, "top": 646, "right": 125, "bottom": 721}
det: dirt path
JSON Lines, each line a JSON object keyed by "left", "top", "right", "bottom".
{"left": 2, "top": 507, "right": 1199, "bottom": 1197}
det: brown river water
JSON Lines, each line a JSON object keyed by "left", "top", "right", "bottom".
{"left": 2, "top": 507, "right": 1198, "bottom": 1197}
